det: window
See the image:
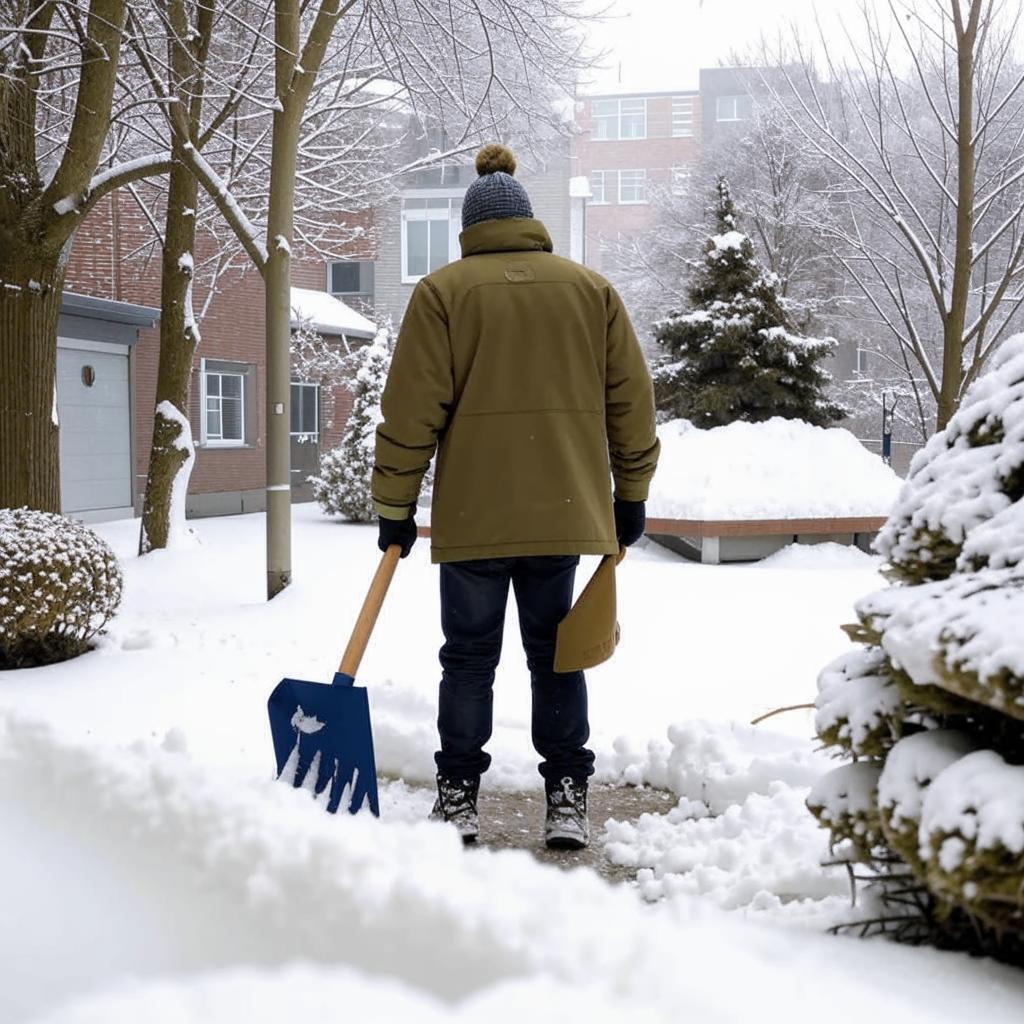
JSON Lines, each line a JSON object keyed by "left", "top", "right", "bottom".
{"left": 672, "top": 96, "right": 695, "bottom": 137}
{"left": 670, "top": 167, "right": 688, "bottom": 196}
{"left": 856, "top": 348, "right": 870, "bottom": 375}
{"left": 589, "top": 170, "right": 610, "bottom": 205}
{"left": 619, "top": 169, "right": 647, "bottom": 204}
{"left": 619, "top": 98, "right": 647, "bottom": 139}
{"left": 401, "top": 195, "right": 463, "bottom": 282}
{"left": 329, "top": 261, "right": 374, "bottom": 297}
{"left": 204, "top": 369, "right": 245, "bottom": 445}
{"left": 290, "top": 382, "right": 319, "bottom": 441}
{"left": 591, "top": 97, "right": 647, "bottom": 140}
{"left": 716, "top": 95, "right": 746, "bottom": 122}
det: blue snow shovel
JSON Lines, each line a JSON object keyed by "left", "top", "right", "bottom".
{"left": 267, "top": 545, "right": 401, "bottom": 815}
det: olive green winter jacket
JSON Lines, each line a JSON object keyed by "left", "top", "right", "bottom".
{"left": 372, "top": 217, "right": 660, "bottom": 564}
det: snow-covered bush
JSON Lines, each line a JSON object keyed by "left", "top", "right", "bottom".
{"left": 310, "top": 330, "right": 390, "bottom": 522}
{"left": 808, "top": 334, "right": 1024, "bottom": 963}
{"left": 0, "top": 509, "right": 123, "bottom": 668}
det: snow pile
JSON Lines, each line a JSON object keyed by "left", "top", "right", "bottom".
{"left": 647, "top": 418, "right": 901, "bottom": 520}
{"left": 290, "top": 286, "right": 376, "bottom": 339}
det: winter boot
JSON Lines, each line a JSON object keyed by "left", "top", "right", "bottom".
{"left": 430, "top": 775, "right": 480, "bottom": 844}
{"left": 544, "top": 776, "right": 589, "bottom": 850}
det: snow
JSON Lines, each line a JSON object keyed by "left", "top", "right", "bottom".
{"left": 920, "top": 750, "right": 1024, "bottom": 863}
{"left": 153, "top": 401, "right": 198, "bottom": 550}
{"left": 3, "top": 509, "right": 1024, "bottom": 1023}
{"left": 569, "top": 175, "right": 592, "bottom": 198}
{"left": 711, "top": 230, "right": 746, "bottom": 251}
{"left": 814, "top": 647, "right": 901, "bottom": 757}
{"left": 877, "top": 332, "right": 1024, "bottom": 577}
{"left": 290, "top": 287, "right": 376, "bottom": 339}
{"left": 876, "top": 731, "right": 976, "bottom": 835}
{"left": 177, "top": 252, "right": 194, "bottom": 272}
{"left": 647, "top": 418, "right": 903, "bottom": 520}
{"left": 859, "top": 569, "right": 1024, "bottom": 716}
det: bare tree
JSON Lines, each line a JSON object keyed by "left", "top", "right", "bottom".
{"left": 0, "top": 1, "right": 171, "bottom": 511}
{"left": 771, "top": 0, "right": 1024, "bottom": 432}
{"left": 149, "top": 0, "right": 593, "bottom": 597}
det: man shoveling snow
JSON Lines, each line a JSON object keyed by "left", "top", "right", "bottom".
{"left": 371, "top": 144, "right": 659, "bottom": 848}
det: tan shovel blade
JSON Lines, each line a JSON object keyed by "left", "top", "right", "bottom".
{"left": 554, "top": 548, "right": 626, "bottom": 673}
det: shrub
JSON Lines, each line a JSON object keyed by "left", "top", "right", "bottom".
{"left": 0, "top": 508, "right": 123, "bottom": 668}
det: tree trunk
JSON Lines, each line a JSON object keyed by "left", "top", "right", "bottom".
{"left": 264, "top": 124, "right": 298, "bottom": 599}
{"left": 139, "top": 157, "right": 201, "bottom": 553}
{"left": 0, "top": 258, "right": 66, "bottom": 512}
{"left": 938, "top": 0, "right": 981, "bottom": 432}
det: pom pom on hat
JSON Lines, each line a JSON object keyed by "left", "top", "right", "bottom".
{"left": 475, "top": 143, "right": 517, "bottom": 177}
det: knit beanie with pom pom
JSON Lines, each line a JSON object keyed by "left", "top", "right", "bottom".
{"left": 461, "top": 144, "right": 534, "bottom": 230}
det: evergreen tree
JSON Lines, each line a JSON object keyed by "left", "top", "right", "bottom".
{"left": 653, "top": 177, "right": 845, "bottom": 428}
{"left": 310, "top": 329, "right": 392, "bottom": 522}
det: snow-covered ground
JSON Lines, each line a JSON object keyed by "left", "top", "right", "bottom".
{"left": 3, "top": 505, "right": 1024, "bottom": 1024}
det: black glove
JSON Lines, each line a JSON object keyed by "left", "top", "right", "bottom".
{"left": 614, "top": 497, "right": 646, "bottom": 548}
{"left": 378, "top": 513, "right": 417, "bottom": 558}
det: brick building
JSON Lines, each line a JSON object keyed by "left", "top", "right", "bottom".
{"left": 571, "top": 90, "right": 701, "bottom": 273}
{"left": 61, "top": 190, "right": 374, "bottom": 522}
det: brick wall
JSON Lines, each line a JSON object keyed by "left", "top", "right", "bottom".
{"left": 572, "top": 92, "right": 701, "bottom": 273}
{"left": 65, "top": 190, "right": 373, "bottom": 512}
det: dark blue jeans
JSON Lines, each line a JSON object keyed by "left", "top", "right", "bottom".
{"left": 436, "top": 554, "right": 595, "bottom": 783}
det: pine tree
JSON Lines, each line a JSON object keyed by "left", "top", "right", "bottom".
{"left": 310, "top": 328, "right": 392, "bottom": 522}
{"left": 653, "top": 177, "right": 845, "bottom": 428}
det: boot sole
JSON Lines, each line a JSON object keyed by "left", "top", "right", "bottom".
{"left": 545, "top": 834, "right": 589, "bottom": 851}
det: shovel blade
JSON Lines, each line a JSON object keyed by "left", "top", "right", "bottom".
{"left": 268, "top": 676, "right": 380, "bottom": 816}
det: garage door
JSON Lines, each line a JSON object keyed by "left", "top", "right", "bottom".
{"left": 57, "top": 346, "right": 132, "bottom": 516}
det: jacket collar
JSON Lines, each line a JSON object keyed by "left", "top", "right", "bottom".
{"left": 459, "top": 217, "right": 553, "bottom": 258}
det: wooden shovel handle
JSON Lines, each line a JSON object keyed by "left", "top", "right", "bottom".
{"left": 338, "top": 544, "right": 402, "bottom": 677}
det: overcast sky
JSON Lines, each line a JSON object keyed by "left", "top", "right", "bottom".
{"left": 582, "top": 0, "right": 851, "bottom": 93}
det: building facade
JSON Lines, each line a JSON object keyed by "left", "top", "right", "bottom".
{"left": 571, "top": 90, "right": 701, "bottom": 273}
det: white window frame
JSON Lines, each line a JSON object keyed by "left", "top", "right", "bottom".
{"left": 589, "top": 170, "right": 611, "bottom": 205}
{"left": 856, "top": 348, "right": 870, "bottom": 376}
{"left": 591, "top": 97, "right": 647, "bottom": 141}
{"left": 618, "top": 169, "right": 647, "bottom": 205}
{"left": 619, "top": 98, "right": 647, "bottom": 140}
{"left": 200, "top": 359, "right": 246, "bottom": 448}
{"left": 290, "top": 381, "right": 320, "bottom": 443}
{"left": 670, "top": 167, "right": 688, "bottom": 196}
{"left": 400, "top": 189, "right": 464, "bottom": 284}
{"left": 672, "top": 96, "right": 695, "bottom": 137}
{"left": 716, "top": 95, "right": 745, "bottom": 123}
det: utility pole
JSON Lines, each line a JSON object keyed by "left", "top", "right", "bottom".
{"left": 881, "top": 391, "right": 898, "bottom": 467}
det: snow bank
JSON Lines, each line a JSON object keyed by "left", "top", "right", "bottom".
{"left": 290, "top": 287, "right": 376, "bottom": 339}
{"left": 647, "top": 418, "right": 901, "bottom": 520}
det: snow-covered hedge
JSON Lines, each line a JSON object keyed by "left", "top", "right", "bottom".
{"left": 647, "top": 418, "right": 902, "bottom": 520}
{"left": 0, "top": 509, "right": 123, "bottom": 668}
{"left": 807, "top": 334, "right": 1024, "bottom": 963}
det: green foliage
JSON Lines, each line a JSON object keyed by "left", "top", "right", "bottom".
{"left": 0, "top": 509, "right": 123, "bottom": 669}
{"left": 310, "top": 330, "right": 392, "bottom": 522}
{"left": 809, "top": 338, "right": 1024, "bottom": 964}
{"left": 653, "top": 178, "right": 844, "bottom": 428}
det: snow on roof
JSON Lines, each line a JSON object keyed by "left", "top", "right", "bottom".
{"left": 290, "top": 287, "right": 376, "bottom": 339}
{"left": 648, "top": 418, "right": 903, "bottom": 521}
